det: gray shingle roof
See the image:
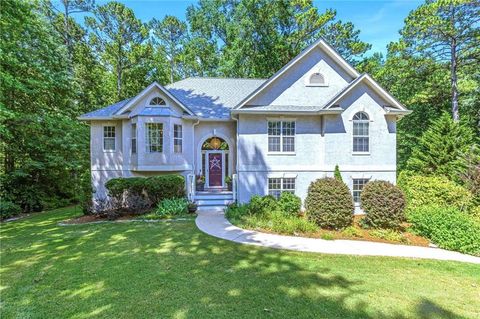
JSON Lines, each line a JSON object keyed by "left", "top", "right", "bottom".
{"left": 79, "top": 78, "right": 266, "bottom": 120}
{"left": 166, "top": 78, "right": 266, "bottom": 119}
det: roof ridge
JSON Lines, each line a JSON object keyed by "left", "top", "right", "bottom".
{"left": 183, "top": 76, "right": 268, "bottom": 81}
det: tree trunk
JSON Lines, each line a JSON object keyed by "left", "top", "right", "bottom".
{"left": 450, "top": 6, "right": 459, "bottom": 122}
{"left": 63, "top": 0, "right": 73, "bottom": 71}
{"left": 170, "top": 59, "right": 174, "bottom": 84}
{"left": 117, "top": 66, "right": 122, "bottom": 100}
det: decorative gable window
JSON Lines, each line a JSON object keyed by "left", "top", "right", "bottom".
{"left": 353, "top": 112, "right": 369, "bottom": 153}
{"left": 103, "top": 126, "right": 115, "bottom": 151}
{"left": 306, "top": 72, "right": 327, "bottom": 86}
{"left": 149, "top": 97, "right": 166, "bottom": 106}
{"left": 268, "top": 120, "right": 295, "bottom": 153}
{"left": 131, "top": 123, "right": 137, "bottom": 154}
{"left": 146, "top": 123, "right": 163, "bottom": 153}
{"left": 174, "top": 124, "right": 182, "bottom": 153}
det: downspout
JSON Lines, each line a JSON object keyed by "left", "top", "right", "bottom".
{"left": 190, "top": 118, "right": 200, "bottom": 201}
{"left": 231, "top": 114, "right": 239, "bottom": 202}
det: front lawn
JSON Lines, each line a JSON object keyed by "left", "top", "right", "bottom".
{"left": 1, "top": 207, "right": 479, "bottom": 318}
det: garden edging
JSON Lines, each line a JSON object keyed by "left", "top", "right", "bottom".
{"left": 195, "top": 210, "right": 480, "bottom": 264}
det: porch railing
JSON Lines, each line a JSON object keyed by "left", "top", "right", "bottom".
{"left": 187, "top": 173, "right": 195, "bottom": 202}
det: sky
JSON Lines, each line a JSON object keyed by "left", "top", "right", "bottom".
{"left": 92, "top": 0, "right": 424, "bottom": 56}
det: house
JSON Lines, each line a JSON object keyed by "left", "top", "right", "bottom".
{"left": 79, "top": 38, "right": 411, "bottom": 212}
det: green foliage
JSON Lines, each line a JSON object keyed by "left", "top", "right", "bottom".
{"left": 305, "top": 178, "right": 354, "bottom": 229}
{"left": 409, "top": 205, "right": 480, "bottom": 256}
{"left": 144, "top": 175, "right": 185, "bottom": 205}
{"left": 398, "top": 172, "right": 472, "bottom": 212}
{"left": 0, "top": 201, "right": 22, "bottom": 219}
{"left": 361, "top": 180, "right": 406, "bottom": 229}
{"left": 155, "top": 198, "right": 188, "bottom": 218}
{"left": 105, "top": 177, "right": 146, "bottom": 201}
{"left": 333, "top": 165, "right": 343, "bottom": 182}
{"left": 342, "top": 226, "right": 360, "bottom": 238}
{"left": 225, "top": 203, "right": 250, "bottom": 224}
{"left": 370, "top": 229, "right": 407, "bottom": 244}
{"left": 406, "top": 113, "right": 477, "bottom": 181}
{"left": 278, "top": 192, "right": 302, "bottom": 216}
{"left": 248, "top": 195, "right": 279, "bottom": 216}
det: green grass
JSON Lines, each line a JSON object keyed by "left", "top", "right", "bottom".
{"left": 1, "top": 207, "right": 479, "bottom": 319}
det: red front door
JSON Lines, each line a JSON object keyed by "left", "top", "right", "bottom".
{"left": 208, "top": 153, "right": 223, "bottom": 187}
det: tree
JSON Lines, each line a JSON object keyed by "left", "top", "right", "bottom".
{"left": 334, "top": 165, "right": 343, "bottom": 182}
{"left": 401, "top": 0, "right": 480, "bottom": 121}
{"left": 406, "top": 113, "right": 477, "bottom": 181}
{"left": 86, "top": 1, "right": 150, "bottom": 99}
{"left": 151, "top": 15, "right": 188, "bottom": 84}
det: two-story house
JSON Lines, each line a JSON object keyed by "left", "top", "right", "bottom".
{"left": 79, "top": 38, "right": 411, "bottom": 211}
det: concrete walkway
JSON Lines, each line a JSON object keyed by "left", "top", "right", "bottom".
{"left": 195, "top": 210, "right": 480, "bottom": 264}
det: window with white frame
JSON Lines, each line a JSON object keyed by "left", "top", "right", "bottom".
{"left": 352, "top": 178, "right": 369, "bottom": 203}
{"left": 268, "top": 177, "right": 295, "bottom": 199}
{"left": 268, "top": 121, "right": 295, "bottom": 153}
{"left": 353, "top": 112, "right": 369, "bottom": 153}
{"left": 149, "top": 97, "right": 166, "bottom": 106}
{"left": 103, "top": 126, "right": 115, "bottom": 151}
{"left": 174, "top": 124, "right": 182, "bottom": 153}
{"left": 131, "top": 123, "right": 137, "bottom": 154}
{"left": 308, "top": 72, "right": 326, "bottom": 85}
{"left": 146, "top": 123, "right": 163, "bottom": 153}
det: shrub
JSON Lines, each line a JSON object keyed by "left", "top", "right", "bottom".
{"left": 278, "top": 192, "right": 301, "bottom": 216}
{"left": 334, "top": 165, "right": 343, "bottom": 182}
{"left": 370, "top": 229, "right": 406, "bottom": 243}
{"left": 361, "top": 180, "right": 406, "bottom": 229}
{"left": 0, "top": 201, "right": 21, "bottom": 219}
{"left": 155, "top": 198, "right": 188, "bottom": 218}
{"left": 398, "top": 172, "right": 472, "bottom": 212}
{"left": 248, "top": 195, "right": 278, "bottom": 215}
{"left": 260, "top": 211, "right": 317, "bottom": 234}
{"left": 409, "top": 205, "right": 480, "bottom": 256}
{"left": 144, "top": 175, "right": 185, "bottom": 205}
{"left": 225, "top": 203, "right": 250, "bottom": 223}
{"left": 305, "top": 177, "right": 354, "bottom": 229}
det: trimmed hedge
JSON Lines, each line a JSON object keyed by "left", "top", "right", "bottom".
{"left": 361, "top": 180, "right": 406, "bottom": 229}
{"left": 278, "top": 192, "right": 302, "bottom": 216}
{"left": 409, "top": 205, "right": 480, "bottom": 256}
{"left": 398, "top": 172, "right": 472, "bottom": 212}
{"left": 305, "top": 177, "right": 354, "bottom": 229}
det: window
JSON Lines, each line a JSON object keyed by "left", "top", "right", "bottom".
{"left": 268, "top": 177, "right": 295, "bottom": 199}
{"left": 308, "top": 72, "right": 325, "bottom": 85}
{"left": 174, "top": 124, "right": 182, "bottom": 153}
{"left": 353, "top": 178, "right": 369, "bottom": 203}
{"left": 149, "top": 97, "right": 166, "bottom": 106}
{"left": 268, "top": 121, "right": 295, "bottom": 153}
{"left": 353, "top": 112, "right": 369, "bottom": 153}
{"left": 103, "top": 126, "right": 115, "bottom": 151}
{"left": 146, "top": 123, "right": 163, "bottom": 153}
{"left": 131, "top": 124, "right": 137, "bottom": 154}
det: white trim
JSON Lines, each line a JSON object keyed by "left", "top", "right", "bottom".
{"left": 235, "top": 38, "right": 359, "bottom": 109}
{"left": 131, "top": 164, "right": 192, "bottom": 171}
{"left": 205, "top": 150, "right": 226, "bottom": 188}
{"left": 102, "top": 124, "right": 116, "bottom": 152}
{"left": 116, "top": 82, "right": 194, "bottom": 116}
{"left": 196, "top": 132, "right": 234, "bottom": 177}
{"left": 267, "top": 119, "right": 296, "bottom": 154}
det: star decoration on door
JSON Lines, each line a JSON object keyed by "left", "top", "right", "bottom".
{"left": 210, "top": 157, "right": 221, "bottom": 170}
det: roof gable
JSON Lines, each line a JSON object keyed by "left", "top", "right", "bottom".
{"left": 235, "top": 38, "right": 360, "bottom": 109}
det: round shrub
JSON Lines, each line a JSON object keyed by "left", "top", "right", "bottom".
{"left": 278, "top": 192, "right": 302, "bottom": 216}
{"left": 398, "top": 172, "right": 472, "bottom": 212}
{"left": 305, "top": 177, "right": 354, "bottom": 229}
{"left": 0, "top": 200, "right": 21, "bottom": 219}
{"left": 248, "top": 195, "right": 278, "bottom": 215}
{"left": 361, "top": 180, "right": 406, "bottom": 229}
{"left": 145, "top": 174, "right": 185, "bottom": 204}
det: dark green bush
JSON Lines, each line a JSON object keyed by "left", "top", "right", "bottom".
{"left": 0, "top": 201, "right": 22, "bottom": 219}
{"left": 105, "top": 177, "right": 146, "bottom": 201}
{"left": 248, "top": 195, "right": 278, "bottom": 215}
{"left": 278, "top": 192, "right": 302, "bottom": 216}
{"left": 361, "top": 180, "right": 406, "bottom": 229}
{"left": 409, "top": 205, "right": 480, "bottom": 256}
{"left": 305, "top": 177, "right": 354, "bottom": 229}
{"left": 397, "top": 172, "right": 472, "bottom": 212}
{"left": 144, "top": 175, "right": 185, "bottom": 205}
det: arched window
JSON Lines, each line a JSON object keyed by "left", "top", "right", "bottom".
{"left": 149, "top": 97, "right": 166, "bottom": 106}
{"left": 353, "top": 112, "right": 369, "bottom": 153}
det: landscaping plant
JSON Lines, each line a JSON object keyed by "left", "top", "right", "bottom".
{"left": 305, "top": 178, "right": 354, "bottom": 229}
{"left": 0, "top": 201, "right": 22, "bottom": 220}
{"left": 361, "top": 180, "right": 406, "bottom": 229}
{"left": 248, "top": 195, "right": 279, "bottom": 215}
{"left": 156, "top": 198, "right": 189, "bottom": 218}
{"left": 278, "top": 192, "right": 302, "bottom": 216}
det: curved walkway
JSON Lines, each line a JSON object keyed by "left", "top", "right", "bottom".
{"left": 195, "top": 210, "right": 480, "bottom": 264}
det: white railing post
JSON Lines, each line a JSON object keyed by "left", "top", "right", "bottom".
{"left": 187, "top": 173, "right": 195, "bottom": 202}
{"left": 232, "top": 173, "right": 238, "bottom": 203}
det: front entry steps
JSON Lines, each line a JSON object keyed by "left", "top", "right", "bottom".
{"left": 194, "top": 191, "right": 233, "bottom": 211}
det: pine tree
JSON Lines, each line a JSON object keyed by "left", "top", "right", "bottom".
{"left": 334, "top": 165, "right": 343, "bottom": 182}
{"left": 407, "top": 113, "right": 477, "bottom": 181}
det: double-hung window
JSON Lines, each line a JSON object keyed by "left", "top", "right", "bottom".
{"left": 103, "top": 126, "right": 115, "bottom": 151}
{"left": 352, "top": 178, "right": 369, "bottom": 203}
{"left": 146, "top": 123, "right": 163, "bottom": 153}
{"left": 353, "top": 112, "right": 369, "bottom": 153}
{"left": 174, "top": 124, "right": 182, "bottom": 153}
{"left": 131, "top": 124, "right": 137, "bottom": 154}
{"left": 268, "top": 120, "right": 295, "bottom": 153}
{"left": 268, "top": 177, "right": 296, "bottom": 199}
